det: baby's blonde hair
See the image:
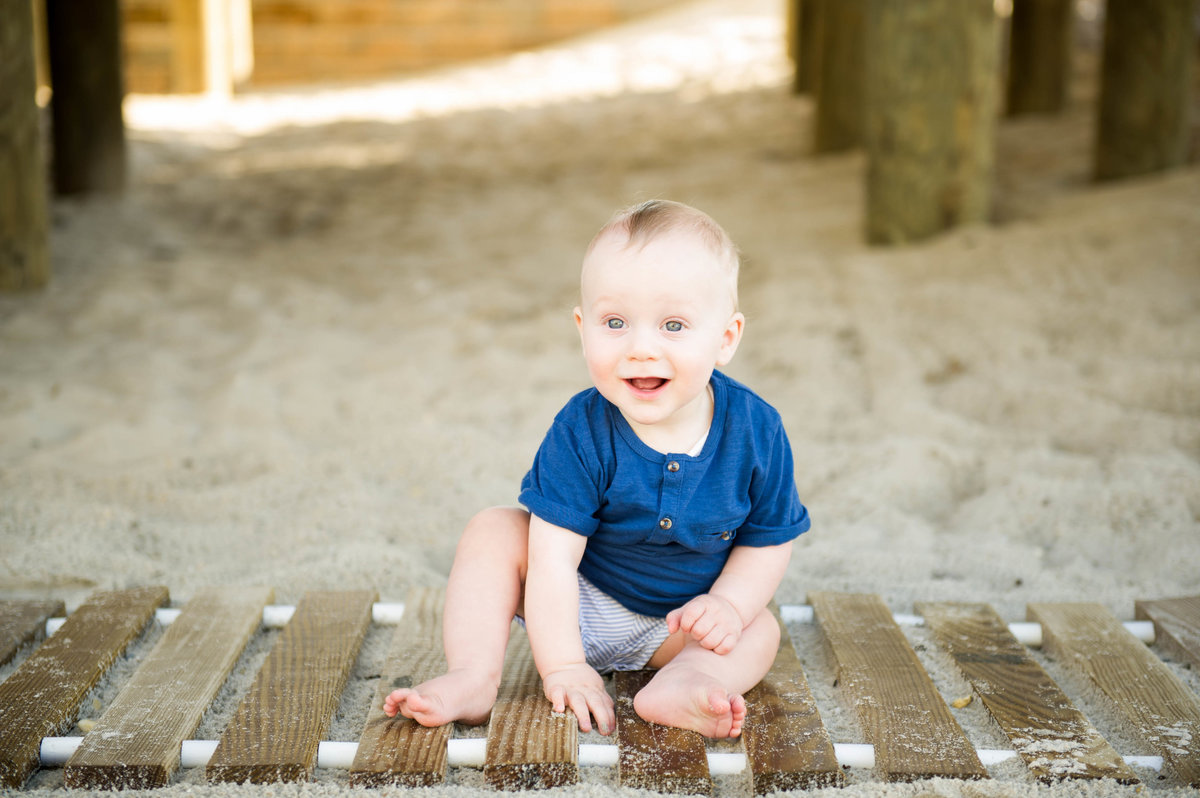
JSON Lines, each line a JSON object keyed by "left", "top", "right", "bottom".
{"left": 587, "top": 200, "right": 741, "bottom": 308}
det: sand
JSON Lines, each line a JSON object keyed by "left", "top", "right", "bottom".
{"left": 1, "top": 0, "right": 1198, "bottom": 796}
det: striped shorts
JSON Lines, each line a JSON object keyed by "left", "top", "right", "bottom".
{"left": 575, "top": 572, "right": 670, "bottom": 674}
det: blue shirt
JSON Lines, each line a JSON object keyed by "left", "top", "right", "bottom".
{"left": 519, "top": 370, "right": 809, "bottom": 617}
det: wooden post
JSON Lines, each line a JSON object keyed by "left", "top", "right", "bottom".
{"left": 30, "top": 0, "right": 51, "bottom": 99}
{"left": 171, "top": 0, "right": 245, "bottom": 95}
{"left": 1006, "top": 0, "right": 1073, "bottom": 115}
{"left": 45, "top": 0, "right": 126, "bottom": 195}
{"left": 0, "top": 0, "right": 50, "bottom": 290}
{"left": 170, "top": 0, "right": 205, "bottom": 92}
{"left": 813, "top": 0, "right": 864, "bottom": 152}
{"left": 789, "top": 0, "right": 822, "bottom": 95}
{"left": 863, "top": 0, "right": 1000, "bottom": 244}
{"left": 1093, "top": 0, "right": 1194, "bottom": 182}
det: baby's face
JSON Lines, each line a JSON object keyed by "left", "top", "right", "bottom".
{"left": 575, "top": 229, "right": 743, "bottom": 448}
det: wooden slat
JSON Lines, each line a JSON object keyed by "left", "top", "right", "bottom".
{"left": 63, "top": 587, "right": 274, "bottom": 789}
{"left": 350, "top": 587, "right": 451, "bottom": 787}
{"left": 0, "top": 598, "right": 64, "bottom": 666}
{"left": 206, "top": 590, "right": 376, "bottom": 784}
{"left": 0, "top": 586, "right": 169, "bottom": 788}
{"left": 484, "top": 624, "right": 578, "bottom": 789}
{"left": 1029, "top": 602, "right": 1200, "bottom": 787}
{"left": 741, "top": 606, "right": 843, "bottom": 793}
{"left": 918, "top": 602, "right": 1136, "bottom": 784}
{"left": 614, "top": 669, "right": 712, "bottom": 795}
{"left": 1136, "top": 595, "right": 1200, "bottom": 670}
{"left": 809, "top": 592, "right": 988, "bottom": 781}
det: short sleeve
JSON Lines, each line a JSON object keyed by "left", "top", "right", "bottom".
{"left": 738, "top": 423, "right": 810, "bottom": 546}
{"left": 518, "top": 409, "right": 605, "bottom": 537}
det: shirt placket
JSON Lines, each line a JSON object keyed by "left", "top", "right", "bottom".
{"left": 649, "top": 457, "right": 687, "bottom": 544}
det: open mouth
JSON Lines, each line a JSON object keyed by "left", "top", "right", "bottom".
{"left": 626, "top": 377, "right": 668, "bottom": 393}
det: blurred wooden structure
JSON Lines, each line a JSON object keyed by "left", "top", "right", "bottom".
{"left": 1006, "top": 0, "right": 1073, "bottom": 115}
{"left": 0, "top": 0, "right": 50, "bottom": 291}
{"left": 790, "top": 0, "right": 1197, "bottom": 244}
{"left": 45, "top": 0, "right": 127, "bottom": 194}
{"left": 121, "top": 0, "right": 684, "bottom": 93}
{"left": 812, "top": 0, "right": 865, "bottom": 154}
{"left": 1093, "top": 0, "right": 1195, "bottom": 181}
{"left": 2, "top": 1, "right": 1197, "bottom": 293}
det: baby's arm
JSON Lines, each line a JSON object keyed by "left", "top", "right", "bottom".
{"left": 524, "top": 514, "right": 614, "bottom": 735}
{"left": 668, "top": 541, "right": 792, "bottom": 654}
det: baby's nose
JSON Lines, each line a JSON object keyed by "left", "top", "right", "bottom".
{"left": 626, "top": 328, "right": 661, "bottom": 360}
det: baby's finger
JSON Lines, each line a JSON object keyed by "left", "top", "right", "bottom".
{"left": 666, "top": 608, "right": 682, "bottom": 634}
{"left": 700, "top": 626, "right": 733, "bottom": 652}
{"left": 565, "top": 691, "right": 594, "bottom": 733}
{"left": 688, "top": 612, "right": 718, "bottom": 641}
{"left": 546, "top": 684, "right": 567, "bottom": 715}
{"left": 681, "top": 600, "right": 708, "bottom": 630}
{"left": 589, "top": 693, "right": 616, "bottom": 736}
{"left": 712, "top": 633, "right": 737, "bottom": 655}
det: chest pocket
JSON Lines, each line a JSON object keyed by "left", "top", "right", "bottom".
{"left": 682, "top": 520, "right": 741, "bottom": 553}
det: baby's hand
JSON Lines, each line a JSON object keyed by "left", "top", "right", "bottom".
{"left": 542, "top": 663, "right": 614, "bottom": 735}
{"left": 667, "top": 594, "right": 743, "bottom": 654}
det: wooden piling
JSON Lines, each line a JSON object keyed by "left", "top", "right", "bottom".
{"left": 0, "top": 0, "right": 51, "bottom": 291}
{"left": 813, "top": 0, "right": 865, "bottom": 153}
{"left": 1006, "top": 0, "right": 1074, "bottom": 115}
{"left": 45, "top": 0, "right": 127, "bottom": 195}
{"left": 863, "top": 0, "right": 1000, "bottom": 244}
{"left": 789, "top": 0, "right": 822, "bottom": 95}
{"left": 1093, "top": 0, "right": 1195, "bottom": 181}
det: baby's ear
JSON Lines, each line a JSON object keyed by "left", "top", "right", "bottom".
{"left": 716, "top": 312, "right": 745, "bottom": 366}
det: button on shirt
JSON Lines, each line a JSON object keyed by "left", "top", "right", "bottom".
{"left": 519, "top": 370, "right": 810, "bottom": 617}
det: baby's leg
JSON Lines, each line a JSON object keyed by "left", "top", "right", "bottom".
{"left": 633, "top": 608, "right": 779, "bottom": 738}
{"left": 384, "top": 506, "right": 529, "bottom": 727}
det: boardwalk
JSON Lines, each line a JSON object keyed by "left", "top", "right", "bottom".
{"left": 3, "top": 589, "right": 1197, "bottom": 792}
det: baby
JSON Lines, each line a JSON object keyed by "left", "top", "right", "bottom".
{"left": 384, "top": 200, "right": 809, "bottom": 738}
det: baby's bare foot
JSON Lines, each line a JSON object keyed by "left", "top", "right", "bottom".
{"left": 383, "top": 669, "right": 498, "bottom": 727}
{"left": 632, "top": 667, "right": 747, "bottom": 738}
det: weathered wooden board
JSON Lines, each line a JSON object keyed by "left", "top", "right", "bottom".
{"left": 918, "top": 602, "right": 1136, "bottom": 784}
{"left": 0, "top": 598, "right": 64, "bottom": 666}
{"left": 63, "top": 587, "right": 274, "bottom": 788}
{"left": 206, "top": 590, "right": 376, "bottom": 784}
{"left": 0, "top": 586, "right": 168, "bottom": 788}
{"left": 484, "top": 624, "right": 578, "bottom": 789}
{"left": 810, "top": 592, "right": 988, "bottom": 781}
{"left": 350, "top": 587, "right": 451, "bottom": 787}
{"left": 1136, "top": 595, "right": 1200, "bottom": 670}
{"left": 1029, "top": 602, "right": 1200, "bottom": 787}
{"left": 741, "top": 605, "right": 843, "bottom": 793}
{"left": 614, "top": 669, "right": 712, "bottom": 795}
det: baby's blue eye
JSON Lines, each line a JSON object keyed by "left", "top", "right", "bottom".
{"left": 664, "top": 320, "right": 683, "bottom": 332}
{"left": 606, "top": 318, "right": 625, "bottom": 329}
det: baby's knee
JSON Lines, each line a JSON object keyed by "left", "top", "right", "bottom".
{"left": 457, "top": 506, "right": 530, "bottom": 555}
{"left": 748, "top": 607, "right": 782, "bottom": 649}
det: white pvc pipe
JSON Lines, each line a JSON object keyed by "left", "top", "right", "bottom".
{"left": 45, "top": 602, "right": 409, "bottom": 637}
{"left": 43, "top": 604, "right": 1158, "bottom": 646}
{"left": 38, "top": 736, "right": 1164, "bottom": 774}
